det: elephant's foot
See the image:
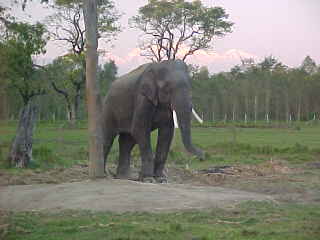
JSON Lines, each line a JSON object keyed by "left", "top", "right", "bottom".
{"left": 155, "top": 176, "right": 168, "bottom": 183}
{"left": 142, "top": 177, "right": 156, "bottom": 183}
{"left": 154, "top": 169, "right": 168, "bottom": 183}
{"left": 138, "top": 172, "right": 156, "bottom": 183}
{"left": 116, "top": 168, "right": 130, "bottom": 180}
{"left": 115, "top": 174, "right": 130, "bottom": 180}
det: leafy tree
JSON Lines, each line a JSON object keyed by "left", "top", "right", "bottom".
{"left": 1, "top": 20, "right": 49, "bottom": 167}
{"left": 97, "top": 60, "right": 118, "bottom": 96}
{"left": 45, "top": 0, "right": 120, "bottom": 127}
{"left": 47, "top": 53, "right": 86, "bottom": 124}
{"left": 257, "top": 56, "right": 278, "bottom": 120}
{"left": 301, "top": 55, "right": 317, "bottom": 75}
{"left": 3, "top": 22, "right": 48, "bottom": 105}
{"left": 0, "top": 6, "right": 14, "bottom": 121}
{"left": 0, "top": 42, "right": 9, "bottom": 120}
{"left": 130, "top": 0, "right": 233, "bottom": 62}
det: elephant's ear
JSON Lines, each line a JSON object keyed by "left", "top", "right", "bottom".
{"left": 140, "top": 69, "right": 158, "bottom": 106}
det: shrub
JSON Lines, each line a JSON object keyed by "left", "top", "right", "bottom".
{"left": 168, "top": 149, "right": 188, "bottom": 165}
{"left": 33, "top": 145, "right": 63, "bottom": 167}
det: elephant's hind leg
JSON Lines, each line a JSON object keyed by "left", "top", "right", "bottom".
{"left": 103, "top": 132, "right": 116, "bottom": 174}
{"left": 116, "top": 133, "right": 136, "bottom": 179}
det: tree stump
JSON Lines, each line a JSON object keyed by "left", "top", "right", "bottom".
{"left": 7, "top": 103, "right": 37, "bottom": 168}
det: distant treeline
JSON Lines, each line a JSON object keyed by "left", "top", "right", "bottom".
{"left": 191, "top": 56, "right": 320, "bottom": 122}
{"left": 1, "top": 56, "right": 319, "bottom": 123}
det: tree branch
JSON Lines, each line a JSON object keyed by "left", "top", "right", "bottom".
{"left": 51, "top": 81, "right": 69, "bottom": 100}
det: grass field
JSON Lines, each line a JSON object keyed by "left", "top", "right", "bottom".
{"left": 1, "top": 121, "right": 320, "bottom": 169}
{"left": 1, "top": 121, "right": 320, "bottom": 239}
{"left": 3, "top": 202, "right": 320, "bottom": 240}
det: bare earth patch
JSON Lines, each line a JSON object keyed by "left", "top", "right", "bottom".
{"left": 0, "top": 164, "right": 89, "bottom": 186}
{"left": 0, "top": 179, "right": 270, "bottom": 213}
{"left": 0, "top": 160, "right": 319, "bottom": 213}
{"left": 195, "top": 160, "right": 320, "bottom": 204}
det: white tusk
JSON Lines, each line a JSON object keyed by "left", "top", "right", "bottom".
{"left": 192, "top": 108, "right": 203, "bottom": 124}
{"left": 173, "top": 110, "right": 179, "bottom": 128}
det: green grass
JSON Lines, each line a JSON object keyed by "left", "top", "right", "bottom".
{"left": 4, "top": 201, "right": 320, "bottom": 240}
{"left": 189, "top": 126, "right": 320, "bottom": 149}
{"left": 1, "top": 121, "right": 320, "bottom": 169}
{"left": 1, "top": 122, "right": 320, "bottom": 239}
{"left": 170, "top": 125, "right": 320, "bottom": 168}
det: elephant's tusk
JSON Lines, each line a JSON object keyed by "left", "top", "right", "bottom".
{"left": 173, "top": 110, "right": 179, "bottom": 128}
{"left": 192, "top": 108, "right": 203, "bottom": 124}
{"left": 173, "top": 109, "right": 203, "bottom": 128}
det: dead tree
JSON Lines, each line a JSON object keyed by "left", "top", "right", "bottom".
{"left": 8, "top": 103, "right": 37, "bottom": 168}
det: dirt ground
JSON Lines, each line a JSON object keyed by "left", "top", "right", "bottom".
{"left": 0, "top": 160, "right": 319, "bottom": 212}
{"left": 0, "top": 179, "right": 270, "bottom": 213}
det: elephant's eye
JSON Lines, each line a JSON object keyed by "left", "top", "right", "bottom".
{"left": 161, "top": 84, "right": 170, "bottom": 93}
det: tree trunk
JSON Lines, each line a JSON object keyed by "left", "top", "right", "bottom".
{"left": 7, "top": 103, "right": 37, "bottom": 168}
{"left": 232, "top": 102, "right": 236, "bottom": 121}
{"left": 244, "top": 94, "right": 249, "bottom": 120}
{"left": 297, "top": 97, "right": 301, "bottom": 121}
{"left": 66, "top": 103, "right": 72, "bottom": 121}
{"left": 83, "top": 0, "right": 105, "bottom": 178}
{"left": 254, "top": 95, "right": 258, "bottom": 122}
{"left": 70, "top": 104, "right": 76, "bottom": 126}
{"left": 265, "top": 89, "right": 270, "bottom": 121}
{"left": 66, "top": 101, "right": 77, "bottom": 127}
{"left": 0, "top": 91, "right": 8, "bottom": 121}
{"left": 285, "top": 92, "right": 290, "bottom": 123}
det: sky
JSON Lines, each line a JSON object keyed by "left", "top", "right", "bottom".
{"left": 6, "top": 0, "right": 320, "bottom": 75}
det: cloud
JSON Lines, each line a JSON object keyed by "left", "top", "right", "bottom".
{"left": 189, "top": 48, "right": 258, "bottom": 63}
{"left": 188, "top": 48, "right": 259, "bottom": 73}
{"left": 101, "top": 47, "right": 258, "bottom": 75}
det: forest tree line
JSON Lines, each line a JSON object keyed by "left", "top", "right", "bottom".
{"left": 192, "top": 55, "right": 320, "bottom": 123}
{"left": 1, "top": 55, "right": 319, "bottom": 123}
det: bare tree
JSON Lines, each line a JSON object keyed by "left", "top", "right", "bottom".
{"left": 46, "top": 4, "right": 86, "bottom": 54}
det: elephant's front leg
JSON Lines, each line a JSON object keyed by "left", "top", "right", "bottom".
{"left": 154, "top": 122, "right": 174, "bottom": 183}
{"left": 131, "top": 98, "right": 156, "bottom": 182}
{"left": 136, "top": 132, "right": 155, "bottom": 182}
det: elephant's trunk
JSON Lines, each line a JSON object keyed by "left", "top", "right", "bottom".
{"left": 172, "top": 92, "right": 204, "bottom": 160}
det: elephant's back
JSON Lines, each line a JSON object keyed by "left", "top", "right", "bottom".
{"left": 105, "top": 63, "right": 152, "bottom": 102}
{"left": 115, "top": 63, "right": 151, "bottom": 85}
{"left": 107, "top": 63, "right": 151, "bottom": 97}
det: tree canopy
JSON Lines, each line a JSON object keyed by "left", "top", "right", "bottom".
{"left": 46, "top": 53, "right": 86, "bottom": 123}
{"left": 130, "top": 0, "right": 233, "bottom": 62}
{"left": 97, "top": 60, "right": 117, "bottom": 96}
{"left": 0, "top": 21, "right": 49, "bottom": 105}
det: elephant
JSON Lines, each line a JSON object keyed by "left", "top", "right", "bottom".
{"left": 102, "top": 59, "right": 204, "bottom": 183}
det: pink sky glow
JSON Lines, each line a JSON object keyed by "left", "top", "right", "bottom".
{"left": 7, "top": 0, "right": 320, "bottom": 75}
